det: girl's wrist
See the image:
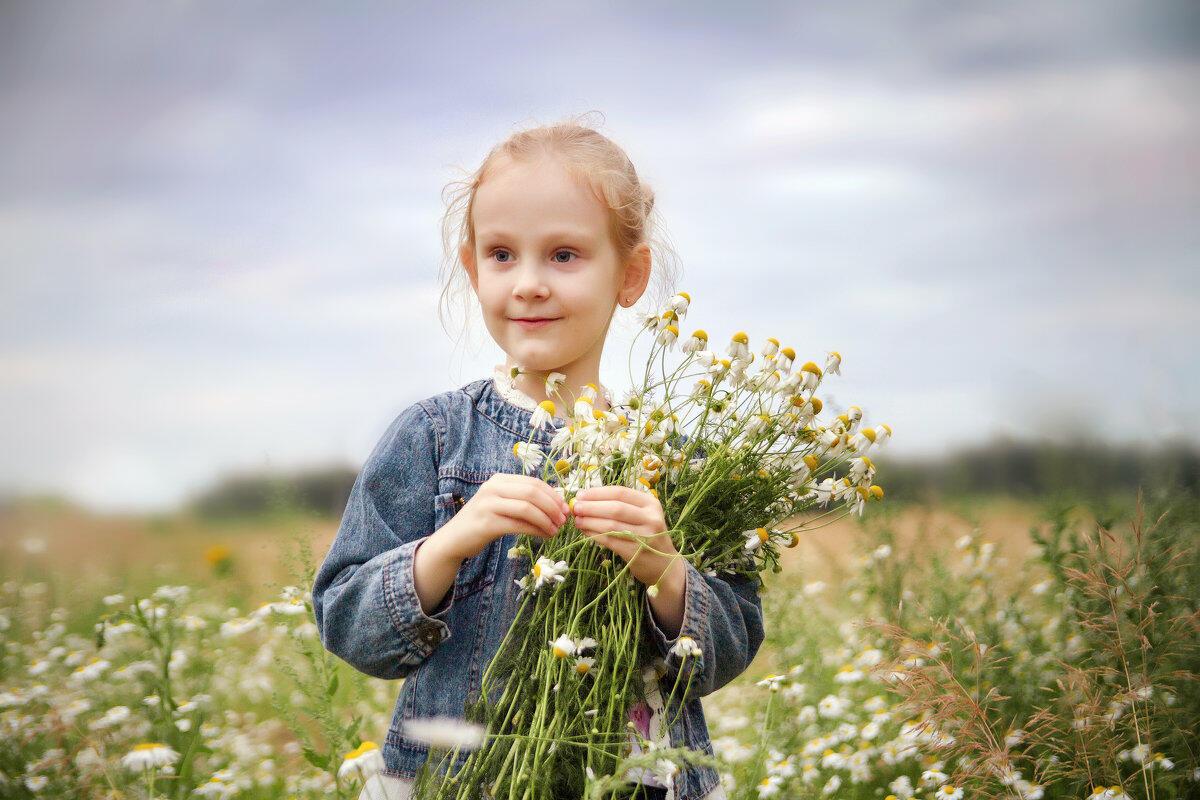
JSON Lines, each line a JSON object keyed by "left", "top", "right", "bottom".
{"left": 428, "top": 518, "right": 474, "bottom": 564}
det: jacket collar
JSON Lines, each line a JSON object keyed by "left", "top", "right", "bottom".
{"left": 463, "top": 375, "right": 566, "bottom": 448}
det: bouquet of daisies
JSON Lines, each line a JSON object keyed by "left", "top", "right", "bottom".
{"left": 408, "top": 292, "right": 891, "bottom": 800}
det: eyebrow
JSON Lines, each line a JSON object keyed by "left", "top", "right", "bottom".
{"left": 477, "top": 228, "right": 594, "bottom": 244}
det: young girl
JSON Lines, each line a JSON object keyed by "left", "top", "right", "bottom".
{"left": 312, "top": 118, "right": 764, "bottom": 800}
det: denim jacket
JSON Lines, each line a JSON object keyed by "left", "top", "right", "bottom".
{"left": 311, "top": 376, "right": 766, "bottom": 800}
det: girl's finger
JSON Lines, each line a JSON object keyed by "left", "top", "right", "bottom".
{"left": 499, "top": 482, "right": 567, "bottom": 529}
{"left": 573, "top": 516, "right": 645, "bottom": 544}
{"left": 492, "top": 513, "right": 556, "bottom": 540}
{"left": 491, "top": 497, "right": 560, "bottom": 538}
{"left": 575, "top": 486, "right": 641, "bottom": 504}
{"left": 492, "top": 473, "right": 569, "bottom": 513}
{"left": 570, "top": 499, "right": 646, "bottom": 526}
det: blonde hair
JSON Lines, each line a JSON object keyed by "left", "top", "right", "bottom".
{"left": 436, "top": 111, "right": 680, "bottom": 346}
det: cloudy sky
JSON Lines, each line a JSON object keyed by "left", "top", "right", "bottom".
{"left": 2, "top": 1, "right": 1197, "bottom": 512}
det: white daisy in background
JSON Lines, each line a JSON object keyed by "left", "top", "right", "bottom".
{"left": 573, "top": 656, "right": 596, "bottom": 676}
{"left": 512, "top": 441, "right": 545, "bottom": 473}
{"left": 544, "top": 371, "right": 566, "bottom": 397}
{"left": 529, "top": 556, "right": 569, "bottom": 591}
{"left": 549, "top": 634, "right": 576, "bottom": 659}
{"left": 756, "top": 673, "right": 785, "bottom": 691}
{"left": 657, "top": 324, "right": 679, "bottom": 349}
{"left": 529, "top": 400, "right": 558, "bottom": 431}
{"left": 936, "top": 786, "right": 964, "bottom": 800}
{"left": 338, "top": 741, "right": 385, "bottom": 780}
{"left": 88, "top": 705, "right": 130, "bottom": 734}
{"left": 23, "top": 775, "right": 49, "bottom": 792}
{"left": 1153, "top": 753, "right": 1175, "bottom": 770}
{"left": 824, "top": 350, "right": 842, "bottom": 375}
{"left": 756, "top": 774, "right": 784, "bottom": 797}
{"left": 194, "top": 774, "right": 238, "bottom": 798}
{"left": 402, "top": 718, "right": 487, "bottom": 751}
{"left": 1016, "top": 779, "right": 1045, "bottom": 799}
{"left": 920, "top": 767, "right": 949, "bottom": 787}
{"left": 69, "top": 658, "right": 110, "bottom": 684}
{"left": 120, "top": 742, "right": 180, "bottom": 772}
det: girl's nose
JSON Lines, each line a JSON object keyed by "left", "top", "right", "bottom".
{"left": 512, "top": 266, "right": 550, "bottom": 300}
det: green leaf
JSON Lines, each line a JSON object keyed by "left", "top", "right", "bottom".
{"left": 327, "top": 671, "right": 339, "bottom": 696}
{"left": 302, "top": 747, "right": 328, "bottom": 770}
{"left": 344, "top": 716, "right": 361, "bottom": 742}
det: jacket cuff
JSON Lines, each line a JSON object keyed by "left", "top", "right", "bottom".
{"left": 643, "top": 559, "right": 709, "bottom": 661}
{"left": 382, "top": 535, "right": 455, "bottom": 659}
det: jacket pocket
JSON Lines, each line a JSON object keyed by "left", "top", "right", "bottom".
{"left": 434, "top": 475, "right": 499, "bottom": 601}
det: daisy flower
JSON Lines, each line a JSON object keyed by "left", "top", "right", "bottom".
{"left": 549, "top": 634, "right": 576, "bottom": 659}
{"left": 936, "top": 786, "right": 963, "bottom": 800}
{"left": 669, "top": 636, "right": 702, "bottom": 659}
{"left": 757, "top": 774, "right": 784, "bottom": 797}
{"left": 194, "top": 775, "right": 238, "bottom": 798}
{"left": 760, "top": 337, "right": 780, "bottom": 357}
{"left": 657, "top": 324, "right": 679, "bottom": 349}
{"left": 529, "top": 556, "right": 569, "bottom": 591}
{"left": 121, "top": 742, "right": 180, "bottom": 772}
{"left": 544, "top": 371, "right": 566, "bottom": 396}
{"left": 338, "top": 741, "right": 385, "bottom": 780}
{"left": 529, "top": 400, "right": 557, "bottom": 431}
{"left": 573, "top": 656, "right": 596, "bottom": 675}
{"left": 743, "top": 527, "right": 770, "bottom": 552}
{"left": 681, "top": 329, "right": 708, "bottom": 353}
{"left": 512, "top": 441, "right": 545, "bottom": 473}
{"left": 825, "top": 350, "right": 842, "bottom": 375}
{"left": 756, "top": 673, "right": 785, "bottom": 691}
{"left": 798, "top": 361, "right": 823, "bottom": 391}
{"left": 667, "top": 292, "right": 691, "bottom": 315}
{"left": 727, "top": 331, "right": 749, "bottom": 360}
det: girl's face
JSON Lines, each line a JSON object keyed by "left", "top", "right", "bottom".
{"left": 461, "top": 155, "right": 649, "bottom": 379}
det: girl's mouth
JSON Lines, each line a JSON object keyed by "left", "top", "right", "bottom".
{"left": 511, "top": 317, "right": 561, "bottom": 330}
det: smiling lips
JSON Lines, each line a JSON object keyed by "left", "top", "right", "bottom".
{"left": 511, "top": 317, "right": 561, "bottom": 330}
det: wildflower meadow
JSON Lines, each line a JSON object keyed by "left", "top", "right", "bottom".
{"left": 1, "top": 294, "right": 1196, "bottom": 799}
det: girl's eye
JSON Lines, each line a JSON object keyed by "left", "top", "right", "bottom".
{"left": 490, "top": 249, "right": 576, "bottom": 264}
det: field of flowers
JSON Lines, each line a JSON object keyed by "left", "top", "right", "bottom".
{"left": 1, "top": 489, "right": 1196, "bottom": 799}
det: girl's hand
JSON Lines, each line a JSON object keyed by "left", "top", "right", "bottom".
{"left": 438, "top": 474, "right": 569, "bottom": 561}
{"left": 571, "top": 486, "right": 681, "bottom": 588}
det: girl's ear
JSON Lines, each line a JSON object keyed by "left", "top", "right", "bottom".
{"left": 460, "top": 243, "right": 479, "bottom": 291}
{"left": 620, "top": 242, "right": 652, "bottom": 304}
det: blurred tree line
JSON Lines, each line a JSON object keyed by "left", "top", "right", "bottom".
{"left": 181, "top": 437, "right": 1199, "bottom": 520}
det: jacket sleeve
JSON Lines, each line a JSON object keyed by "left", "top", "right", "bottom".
{"left": 642, "top": 559, "right": 765, "bottom": 704}
{"left": 311, "top": 401, "right": 458, "bottom": 680}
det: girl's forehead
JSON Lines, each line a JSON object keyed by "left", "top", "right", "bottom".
{"left": 475, "top": 158, "right": 607, "bottom": 230}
